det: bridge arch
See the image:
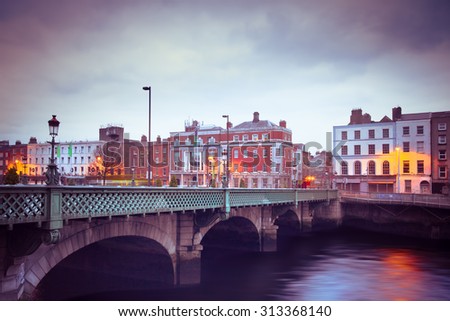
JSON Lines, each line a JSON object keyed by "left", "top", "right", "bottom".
{"left": 23, "top": 218, "right": 176, "bottom": 299}
{"left": 200, "top": 216, "right": 260, "bottom": 286}
{"left": 274, "top": 209, "right": 301, "bottom": 250}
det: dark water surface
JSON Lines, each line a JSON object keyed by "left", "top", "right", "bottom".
{"left": 36, "top": 229, "right": 450, "bottom": 301}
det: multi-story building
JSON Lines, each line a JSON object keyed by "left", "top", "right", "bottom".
{"left": 431, "top": 111, "right": 450, "bottom": 193}
{"left": 333, "top": 109, "right": 396, "bottom": 192}
{"left": 168, "top": 112, "right": 294, "bottom": 188}
{"left": 27, "top": 138, "right": 104, "bottom": 184}
{"left": 333, "top": 107, "right": 433, "bottom": 193}
{"left": 394, "top": 110, "right": 431, "bottom": 193}
{"left": 0, "top": 140, "right": 11, "bottom": 178}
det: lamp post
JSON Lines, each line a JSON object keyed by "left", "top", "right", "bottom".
{"left": 222, "top": 115, "right": 230, "bottom": 188}
{"left": 45, "top": 115, "right": 60, "bottom": 186}
{"left": 396, "top": 146, "right": 401, "bottom": 193}
{"left": 143, "top": 86, "right": 152, "bottom": 186}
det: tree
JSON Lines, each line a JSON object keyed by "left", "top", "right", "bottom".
{"left": 169, "top": 175, "right": 178, "bottom": 187}
{"left": 4, "top": 167, "right": 19, "bottom": 185}
{"left": 155, "top": 178, "right": 163, "bottom": 187}
{"left": 239, "top": 178, "right": 247, "bottom": 188}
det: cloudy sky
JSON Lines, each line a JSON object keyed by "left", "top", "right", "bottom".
{"left": 1, "top": 0, "right": 449, "bottom": 148}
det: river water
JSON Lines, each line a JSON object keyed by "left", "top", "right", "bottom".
{"left": 37, "top": 228, "right": 450, "bottom": 301}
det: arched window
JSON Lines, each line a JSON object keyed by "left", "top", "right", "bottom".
{"left": 341, "top": 161, "right": 348, "bottom": 175}
{"left": 382, "top": 161, "right": 390, "bottom": 175}
{"left": 368, "top": 161, "right": 376, "bottom": 175}
{"left": 354, "top": 161, "right": 361, "bottom": 175}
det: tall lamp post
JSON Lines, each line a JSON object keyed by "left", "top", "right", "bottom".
{"left": 396, "top": 147, "right": 401, "bottom": 193}
{"left": 222, "top": 115, "right": 230, "bottom": 188}
{"left": 45, "top": 115, "right": 60, "bottom": 186}
{"left": 143, "top": 86, "right": 152, "bottom": 186}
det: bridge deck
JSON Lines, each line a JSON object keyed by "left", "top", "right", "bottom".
{"left": 0, "top": 186, "right": 337, "bottom": 227}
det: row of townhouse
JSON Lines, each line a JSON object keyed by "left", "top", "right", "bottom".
{"left": 333, "top": 107, "right": 450, "bottom": 194}
{"left": 2, "top": 112, "right": 297, "bottom": 188}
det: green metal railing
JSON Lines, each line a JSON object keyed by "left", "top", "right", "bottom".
{"left": 1, "top": 186, "right": 337, "bottom": 228}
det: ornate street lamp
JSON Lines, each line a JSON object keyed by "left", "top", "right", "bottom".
{"left": 45, "top": 115, "right": 60, "bottom": 185}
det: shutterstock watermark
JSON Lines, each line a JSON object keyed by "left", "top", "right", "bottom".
{"left": 97, "top": 132, "right": 347, "bottom": 170}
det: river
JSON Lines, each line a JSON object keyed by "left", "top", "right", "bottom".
{"left": 36, "top": 228, "right": 450, "bottom": 300}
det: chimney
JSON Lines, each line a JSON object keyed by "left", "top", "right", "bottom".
{"left": 392, "top": 106, "right": 402, "bottom": 121}
{"left": 362, "top": 113, "right": 372, "bottom": 123}
{"left": 279, "top": 120, "right": 287, "bottom": 128}
{"left": 349, "top": 109, "right": 363, "bottom": 124}
{"left": 253, "top": 112, "right": 260, "bottom": 123}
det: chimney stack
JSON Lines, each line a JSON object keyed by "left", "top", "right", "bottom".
{"left": 279, "top": 120, "right": 286, "bottom": 128}
{"left": 253, "top": 111, "right": 260, "bottom": 123}
{"left": 392, "top": 106, "right": 402, "bottom": 121}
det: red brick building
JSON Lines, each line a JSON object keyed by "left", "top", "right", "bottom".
{"left": 168, "top": 112, "right": 294, "bottom": 188}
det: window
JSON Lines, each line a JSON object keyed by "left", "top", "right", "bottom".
{"left": 368, "top": 161, "right": 376, "bottom": 175}
{"left": 233, "top": 164, "right": 238, "bottom": 172}
{"left": 403, "top": 126, "right": 410, "bottom": 136}
{"left": 262, "top": 133, "right": 269, "bottom": 141}
{"left": 439, "top": 150, "right": 447, "bottom": 160}
{"left": 417, "top": 141, "right": 424, "bottom": 153}
{"left": 341, "top": 161, "right": 348, "bottom": 175}
{"left": 383, "top": 128, "right": 389, "bottom": 138}
{"left": 417, "top": 126, "right": 424, "bottom": 135}
{"left": 403, "top": 142, "right": 410, "bottom": 152}
{"left": 439, "top": 166, "right": 447, "bottom": 178}
{"left": 368, "top": 129, "right": 375, "bottom": 139}
{"left": 233, "top": 135, "right": 239, "bottom": 142}
{"left": 243, "top": 164, "right": 248, "bottom": 172}
{"left": 354, "top": 161, "right": 361, "bottom": 175}
{"left": 438, "top": 123, "right": 447, "bottom": 131}
{"left": 403, "top": 160, "right": 410, "bottom": 174}
{"left": 233, "top": 149, "right": 238, "bottom": 158}
{"left": 354, "top": 130, "right": 360, "bottom": 140}
{"left": 253, "top": 149, "right": 258, "bottom": 158}
{"left": 341, "top": 145, "right": 348, "bottom": 155}
{"left": 252, "top": 134, "right": 258, "bottom": 141}
{"left": 417, "top": 160, "right": 424, "bottom": 174}
{"left": 341, "top": 131, "right": 347, "bottom": 140}
{"left": 243, "top": 135, "right": 248, "bottom": 141}
{"left": 382, "top": 144, "right": 390, "bottom": 154}
{"left": 383, "top": 161, "right": 390, "bottom": 175}
{"left": 243, "top": 150, "right": 248, "bottom": 158}
{"left": 368, "top": 144, "right": 375, "bottom": 155}
{"left": 438, "top": 135, "right": 447, "bottom": 144}
{"left": 405, "top": 180, "right": 412, "bottom": 193}
{"left": 354, "top": 145, "right": 361, "bottom": 155}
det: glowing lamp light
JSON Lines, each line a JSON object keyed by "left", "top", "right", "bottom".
{"left": 48, "top": 115, "right": 60, "bottom": 137}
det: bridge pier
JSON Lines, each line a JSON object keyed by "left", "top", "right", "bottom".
{"left": 0, "top": 230, "right": 25, "bottom": 300}
{"left": 260, "top": 207, "right": 278, "bottom": 252}
{"left": 175, "top": 213, "right": 202, "bottom": 286}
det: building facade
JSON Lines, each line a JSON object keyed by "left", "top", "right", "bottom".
{"left": 431, "top": 111, "right": 450, "bottom": 193}
{"left": 333, "top": 107, "right": 434, "bottom": 194}
{"left": 168, "top": 112, "right": 294, "bottom": 188}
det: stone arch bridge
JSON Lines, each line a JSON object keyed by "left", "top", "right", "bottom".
{"left": 0, "top": 186, "right": 339, "bottom": 300}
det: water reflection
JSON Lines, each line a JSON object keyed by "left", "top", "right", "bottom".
{"left": 269, "top": 232, "right": 450, "bottom": 301}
